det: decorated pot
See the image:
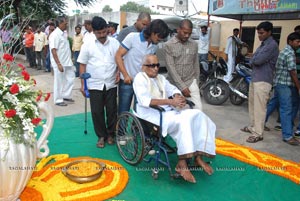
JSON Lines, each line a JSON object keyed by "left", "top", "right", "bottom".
{"left": 0, "top": 102, "right": 54, "bottom": 201}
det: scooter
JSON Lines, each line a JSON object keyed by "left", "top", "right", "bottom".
{"left": 200, "top": 51, "right": 230, "bottom": 105}
{"left": 229, "top": 62, "right": 252, "bottom": 105}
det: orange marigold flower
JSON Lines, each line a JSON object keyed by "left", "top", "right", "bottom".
{"left": 31, "top": 118, "right": 42, "bottom": 125}
{"left": 9, "top": 84, "right": 19, "bottom": 94}
{"left": 3, "top": 53, "right": 14, "bottom": 62}
{"left": 4, "top": 109, "right": 17, "bottom": 118}
{"left": 22, "top": 70, "right": 30, "bottom": 81}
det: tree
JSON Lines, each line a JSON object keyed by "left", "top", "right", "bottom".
{"left": 0, "top": 0, "right": 96, "bottom": 22}
{"left": 120, "top": 1, "right": 157, "bottom": 14}
{"left": 102, "top": 5, "right": 112, "bottom": 12}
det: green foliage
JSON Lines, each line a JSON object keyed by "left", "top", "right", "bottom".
{"left": 0, "top": 0, "right": 96, "bottom": 22}
{"left": 102, "top": 5, "right": 113, "bottom": 12}
{"left": 120, "top": 1, "right": 158, "bottom": 14}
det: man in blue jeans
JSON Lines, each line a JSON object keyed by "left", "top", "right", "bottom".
{"left": 274, "top": 31, "right": 300, "bottom": 145}
{"left": 293, "top": 25, "right": 300, "bottom": 138}
{"left": 115, "top": 19, "right": 169, "bottom": 114}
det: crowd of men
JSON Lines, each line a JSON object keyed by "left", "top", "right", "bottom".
{"left": 2, "top": 12, "right": 300, "bottom": 182}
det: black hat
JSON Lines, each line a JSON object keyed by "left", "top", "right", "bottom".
{"left": 108, "top": 21, "right": 119, "bottom": 30}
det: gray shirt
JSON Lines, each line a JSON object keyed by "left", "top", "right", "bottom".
{"left": 250, "top": 36, "right": 279, "bottom": 84}
{"left": 117, "top": 25, "right": 138, "bottom": 43}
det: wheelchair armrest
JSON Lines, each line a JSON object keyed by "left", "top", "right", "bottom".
{"left": 186, "top": 100, "right": 195, "bottom": 108}
{"left": 150, "top": 105, "right": 165, "bottom": 112}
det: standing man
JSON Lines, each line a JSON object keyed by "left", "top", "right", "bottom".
{"left": 241, "top": 21, "right": 279, "bottom": 143}
{"left": 24, "top": 26, "right": 36, "bottom": 68}
{"left": 45, "top": 22, "right": 55, "bottom": 73}
{"left": 117, "top": 12, "right": 151, "bottom": 43}
{"left": 293, "top": 25, "right": 300, "bottom": 138}
{"left": 224, "top": 28, "right": 246, "bottom": 83}
{"left": 82, "top": 20, "right": 95, "bottom": 44}
{"left": 72, "top": 25, "right": 83, "bottom": 77}
{"left": 273, "top": 31, "right": 300, "bottom": 145}
{"left": 0, "top": 25, "right": 12, "bottom": 53}
{"left": 78, "top": 16, "right": 120, "bottom": 148}
{"left": 115, "top": 19, "right": 169, "bottom": 114}
{"left": 198, "top": 24, "right": 210, "bottom": 63}
{"left": 107, "top": 21, "right": 119, "bottom": 38}
{"left": 33, "top": 27, "right": 47, "bottom": 70}
{"left": 49, "top": 16, "right": 75, "bottom": 106}
{"left": 164, "top": 19, "right": 202, "bottom": 111}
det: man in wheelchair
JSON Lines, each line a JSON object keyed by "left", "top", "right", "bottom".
{"left": 133, "top": 54, "right": 216, "bottom": 183}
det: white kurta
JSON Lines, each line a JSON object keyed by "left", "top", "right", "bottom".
{"left": 133, "top": 72, "right": 216, "bottom": 156}
{"left": 224, "top": 36, "right": 243, "bottom": 83}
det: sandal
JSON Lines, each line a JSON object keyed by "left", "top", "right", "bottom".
{"left": 96, "top": 137, "right": 105, "bottom": 148}
{"left": 246, "top": 135, "right": 263, "bottom": 143}
{"left": 107, "top": 136, "right": 115, "bottom": 145}
{"left": 264, "top": 126, "right": 270, "bottom": 131}
{"left": 240, "top": 126, "right": 251, "bottom": 133}
{"left": 283, "top": 137, "right": 299, "bottom": 146}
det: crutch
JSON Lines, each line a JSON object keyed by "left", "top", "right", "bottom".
{"left": 80, "top": 73, "right": 91, "bottom": 134}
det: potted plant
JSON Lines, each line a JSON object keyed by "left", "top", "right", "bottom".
{"left": 0, "top": 53, "right": 54, "bottom": 201}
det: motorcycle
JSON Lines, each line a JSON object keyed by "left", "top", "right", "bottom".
{"left": 200, "top": 51, "right": 230, "bottom": 105}
{"left": 229, "top": 62, "right": 252, "bottom": 105}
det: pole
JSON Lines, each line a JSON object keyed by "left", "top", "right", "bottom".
{"left": 80, "top": 73, "right": 91, "bottom": 134}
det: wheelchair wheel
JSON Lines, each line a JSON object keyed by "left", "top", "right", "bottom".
{"left": 116, "top": 112, "right": 145, "bottom": 165}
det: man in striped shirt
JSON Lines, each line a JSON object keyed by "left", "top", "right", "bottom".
{"left": 164, "top": 19, "right": 202, "bottom": 111}
{"left": 274, "top": 32, "right": 300, "bottom": 145}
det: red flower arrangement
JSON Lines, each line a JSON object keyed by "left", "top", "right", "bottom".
{"left": 0, "top": 53, "right": 51, "bottom": 148}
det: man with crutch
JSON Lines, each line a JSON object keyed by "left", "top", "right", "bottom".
{"left": 78, "top": 16, "right": 120, "bottom": 148}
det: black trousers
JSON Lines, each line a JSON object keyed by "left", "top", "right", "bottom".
{"left": 89, "top": 86, "right": 117, "bottom": 139}
{"left": 24, "top": 46, "right": 36, "bottom": 68}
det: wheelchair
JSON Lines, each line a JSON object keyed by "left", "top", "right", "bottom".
{"left": 115, "top": 100, "right": 195, "bottom": 180}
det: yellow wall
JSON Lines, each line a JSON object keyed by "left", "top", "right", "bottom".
{"left": 215, "top": 20, "right": 300, "bottom": 55}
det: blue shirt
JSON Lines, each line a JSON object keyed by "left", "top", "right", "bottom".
{"left": 120, "top": 31, "right": 158, "bottom": 80}
{"left": 250, "top": 36, "right": 279, "bottom": 84}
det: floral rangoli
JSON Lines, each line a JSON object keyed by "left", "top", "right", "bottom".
{"left": 216, "top": 138, "right": 300, "bottom": 184}
{"left": 20, "top": 154, "right": 129, "bottom": 201}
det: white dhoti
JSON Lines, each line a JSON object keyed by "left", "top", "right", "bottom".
{"left": 162, "top": 109, "right": 216, "bottom": 156}
{"left": 53, "top": 66, "right": 75, "bottom": 104}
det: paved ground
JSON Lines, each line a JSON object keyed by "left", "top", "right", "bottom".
{"left": 18, "top": 56, "right": 300, "bottom": 163}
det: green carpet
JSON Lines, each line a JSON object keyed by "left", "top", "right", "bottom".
{"left": 37, "top": 113, "right": 299, "bottom": 201}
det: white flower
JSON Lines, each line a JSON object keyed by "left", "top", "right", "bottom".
{"left": 0, "top": 53, "right": 50, "bottom": 149}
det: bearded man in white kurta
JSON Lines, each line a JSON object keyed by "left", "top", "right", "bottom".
{"left": 133, "top": 55, "right": 216, "bottom": 183}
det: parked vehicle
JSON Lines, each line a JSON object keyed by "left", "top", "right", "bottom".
{"left": 229, "top": 62, "right": 252, "bottom": 105}
{"left": 200, "top": 51, "right": 230, "bottom": 105}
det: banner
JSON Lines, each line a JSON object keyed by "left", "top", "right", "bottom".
{"left": 208, "top": 0, "right": 300, "bottom": 15}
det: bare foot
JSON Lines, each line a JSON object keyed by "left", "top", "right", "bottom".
{"left": 175, "top": 160, "right": 196, "bottom": 183}
{"left": 195, "top": 156, "right": 214, "bottom": 175}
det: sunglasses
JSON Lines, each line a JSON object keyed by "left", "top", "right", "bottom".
{"left": 143, "top": 63, "right": 160, "bottom": 68}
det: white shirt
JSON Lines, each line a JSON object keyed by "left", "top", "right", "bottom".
{"left": 198, "top": 28, "right": 211, "bottom": 54}
{"left": 34, "top": 32, "right": 47, "bottom": 51}
{"left": 133, "top": 72, "right": 181, "bottom": 128}
{"left": 77, "top": 37, "right": 120, "bottom": 90}
{"left": 225, "top": 35, "right": 242, "bottom": 56}
{"left": 49, "top": 27, "right": 73, "bottom": 68}
{"left": 121, "top": 31, "right": 158, "bottom": 80}
{"left": 83, "top": 31, "right": 96, "bottom": 44}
